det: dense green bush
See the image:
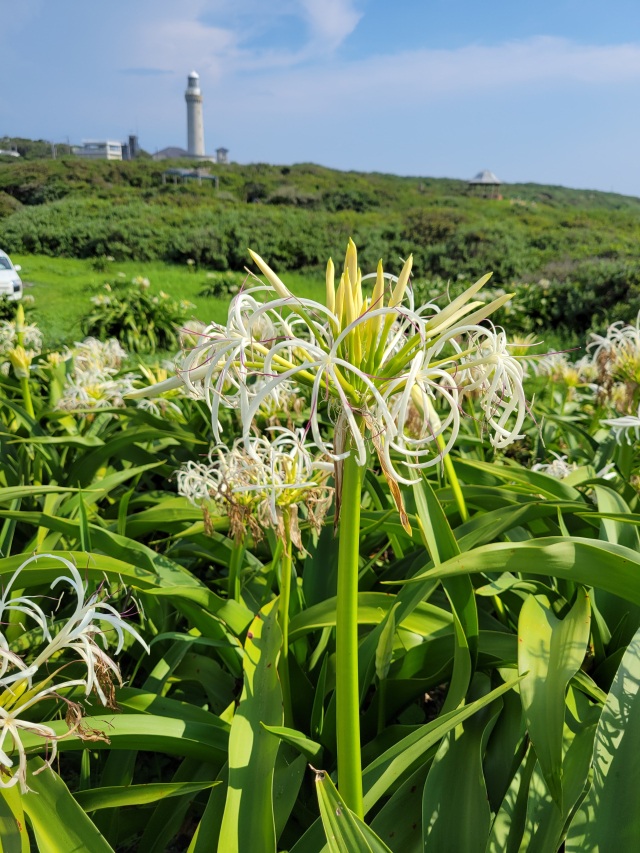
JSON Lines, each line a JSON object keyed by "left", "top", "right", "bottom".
{"left": 512, "top": 259, "right": 640, "bottom": 337}
{"left": 81, "top": 275, "right": 194, "bottom": 353}
{"left": 2, "top": 158, "right": 640, "bottom": 344}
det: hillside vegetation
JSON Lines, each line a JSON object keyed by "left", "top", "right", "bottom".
{"left": 1, "top": 157, "right": 640, "bottom": 336}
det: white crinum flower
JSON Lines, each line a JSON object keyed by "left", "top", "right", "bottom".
{"left": 177, "top": 455, "right": 228, "bottom": 507}
{"left": 0, "top": 319, "right": 43, "bottom": 358}
{"left": 54, "top": 337, "right": 136, "bottom": 412}
{"left": 532, "top": 452, "right": 617, "bottom": 481}
{"left": 588, "top": 314, "right": 640, "bottom": 385}
{"left": 134, "top": 241, "right": 529, "bottom": 502}
{"left": 72, "top": 337, "right": 127, "bottom": 374}
{"left": 601, "top": 405, "right": 640, "bottom": 444}
{"left": 56, "top": 372, "right": 138, "bottom": 410}
{"left": 532, "top": 454, "right": 578, "bottom": 480}
{"left": 457, "top": 326, "right": 529, "bottom": 448}
{"left": 0, "top": 554, "right": 149, "bottom": 791}
{"left": 0, "top": 678, "right": 87, "bottom": 792}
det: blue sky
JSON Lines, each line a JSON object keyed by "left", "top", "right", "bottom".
{"left": 3, "top": 1, "right": 640, "bottom": 195}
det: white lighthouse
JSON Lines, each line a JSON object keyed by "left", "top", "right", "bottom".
{"left": 185, "top": 71, "right": 205, "bottom": 157}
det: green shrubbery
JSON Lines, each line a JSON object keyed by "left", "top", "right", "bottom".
{"left": 198, "top": 270, "right": 248, "bottom": 298}
{"left": 81, "top": 275, "right": 194, "bottom": 353}
{"left": 3, "top": 157, "right": 640, "bottom": 344}
{"left": 2, "top": 247, "right": 640, "bottom": 851}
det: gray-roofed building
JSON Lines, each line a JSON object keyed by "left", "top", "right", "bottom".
{"left": 161, "top": 167, "right": 219, "bottom": 188}
{"left": 152, "top": 146, "right": 190, "bottom": 160}
{"left": 468, "top": 169, "right": 503, "bottom": 198}
{"left": 469, "top": 169, "right": 502, "bottom": 185}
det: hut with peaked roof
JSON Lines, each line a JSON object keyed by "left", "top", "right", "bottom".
{"left": 468, "top": 170, "right": 503, "bottom": 198}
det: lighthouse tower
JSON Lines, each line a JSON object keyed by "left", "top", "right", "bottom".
{"left": 185, "top": 71, "right": 205, "bottom": 157}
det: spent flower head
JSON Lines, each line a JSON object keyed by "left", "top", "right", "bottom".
{"left": 178, "top": 427, "right": 332, "bottom": 544}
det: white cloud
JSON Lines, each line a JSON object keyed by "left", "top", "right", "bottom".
{"left": 118, "top": 0, "right": 364, "bottom": 84}
{"left": 299, "top": 0, "right": 362, "bottom": 50}
{"left": 221, "top": 35, "right": 640, "bottom": 117}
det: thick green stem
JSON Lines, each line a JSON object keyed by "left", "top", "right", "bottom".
{"left": 278, "top": 513, "right": 293, "bottom": 726}
{"left": 228, "top": 537, "right": 245, "bottom": 602}
{"left": 19, "top": 376, "right": 35, "bottom": 419}
{"left": 376, "top": 678, "right": 387, "bottom": 735}
{"left": 336, "top": 450, "right": 364, "bottom": 817}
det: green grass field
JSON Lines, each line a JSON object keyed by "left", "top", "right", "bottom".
{"left": 13, "top": 254, "right": 324, "bottom": 346}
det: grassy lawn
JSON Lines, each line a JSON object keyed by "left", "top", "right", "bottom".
{"left": 13, "top": 254, "right": 324, "bottom": 347}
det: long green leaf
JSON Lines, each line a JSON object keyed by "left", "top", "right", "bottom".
{"left": 261, "top": 724, "right": 322, "bottom": 760}
{"left": 422, "top": 674, "right": 501, "bottom": 852}
{"left": 218, "top": 598, "right": 283, "bottom": 853}
{"left": 0, "top": 485, "right": 75, "bottom": 503}
{"left": 362, "top": 675, "right": 521, "bottom": 814}
{"left": 314, "top": 769, "right": 392, "bottom": 853}
{"left": 21, "top": 713, "right": 228, "bottom": 763}
{"left": 74, "top": 780, "right": 218, "bottom": 811}
{"left": 289, "top": 593, "right": 451, "bottom": 641}
{"left": 519, "top": 689, "right": 599, "bottom": 853}
{"left": 22, "top": 759, "right": 114, "bottom": 853}
{"left": 413, "top": 478, "right": 477, "bottom": 711}
{"left": 453, "top": 459, "right": 582, "bottom": 501}
{"left": 0, "top": 786, "right": 29, "bottom": 853}
{"left": 486, "top": 746, "right": 537, "bottom": 853}
{"left": 188, "top": 763, "right": 229, "bottom": 853}
{"left": 566, "top": 622, "right": 640, "bottom": 851}
{"left": 518, "top": 590, "right": 591, "bottom": 808}
{"left": 396, "top": 537, "right": 640, "bottom": 604}
{"left": 370, "top": 762, "right": 430, "bottom": 853}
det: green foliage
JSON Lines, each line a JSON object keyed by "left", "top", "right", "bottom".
{"left": 2, "top": 158, "right": 640, "bottom": 295}
{"left": 0, "top": 310, "right": 640, "bottom": 853}
{"left": 1, "top": 266, "right": 640, "bottom": 850}
{"left": 0, "top": 294, "right": 35, "bottom": 322}
{"left": 198, "top": 270, "right": 247, "bottom": 299}
{"left": 3, "top": 153, "right": 640, "bottom": 342}
{"left": 0, "top": 137, "right": 74, "bottom": 161}
{"left": 80, "top": 276, "right": 194, "bottom": 353}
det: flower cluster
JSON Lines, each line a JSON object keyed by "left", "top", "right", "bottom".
{"left": 0, "top": 554, "right": 148, "bottom": 792}
{"left": 54, "top": 337, "right": 138, "bottom": 411}
{"left": 136, "top": 241, "right": 530, "bottom": 507}
{"left": 48, "top": 338, "right": 182, "bottom": 416}
{"left": 177, "top": 427, "right": 332, "bottom": 544}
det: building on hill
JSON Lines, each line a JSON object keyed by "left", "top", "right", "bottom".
{"left": 161, "top": 167, "right": 219, "bottom": 188}
{"left": 216, "top": 147, "right": 229, "bottom": 164}
{"left": 152, "top": 146, "right": 190, "bottom": 161}
{"left": 122, "top": 135, "right": 140, "bottom": 161}
{"left": 468, "top": 169, "right": 502, "bottom": 198}
{"left": 73, "top": 140, "right": 123, "bottom": 160}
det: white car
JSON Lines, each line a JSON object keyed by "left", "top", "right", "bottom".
{"left": 0, "top": 250, "right": 23, "bottom": 301}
